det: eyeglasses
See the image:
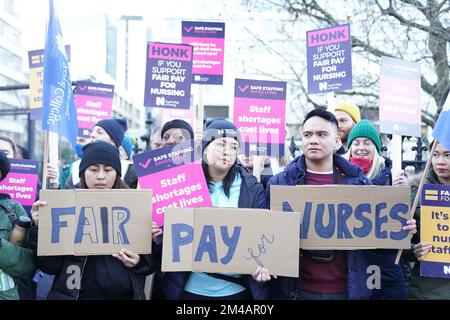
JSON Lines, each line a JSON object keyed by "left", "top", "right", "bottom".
{"left": 212, "top": 140, "right": 240, "bottom": 155}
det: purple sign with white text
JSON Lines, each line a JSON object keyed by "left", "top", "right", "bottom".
{"left": 132, "top": 140, "right": 212, "bottom": 227}
{"left": 0, "top": 159, "right": 39, "bottom": 213}
{"left": 144, "top": 42, "right": 193, "bottom": 109}
{"left": 307, "top": 24, "right": 352, "bottom": 94}
{"left": 182, "top": 21, "right": 225, "bottom": 85}
{"left": 75, "top": 81, "right": 114, "bottom": 137}
{"left": 233, "top": 79, "right": 287, "bottom": 156}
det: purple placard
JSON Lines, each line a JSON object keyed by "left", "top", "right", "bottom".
{"left": 306, "top": 24, "right": 352, "bottom": 94}
{"left": 0, "top": 159, "right": 39, "bottom": 213}
{"left": 132, "top": 140, "right": 212, "bottom": 226}
{"left": 143, "top": 42, "right": 193, "bottom": 109}
{"left": 182, "top": 21, "right": 225, "bottom": 85}
{"left": 233, "top": 79, "right": 286, "bottom": 156}
{"left": 75, "top": 81, "right": 114, "bottom": 137}
{"left": 379, "top": 56, "right": 421, "bottom": 137}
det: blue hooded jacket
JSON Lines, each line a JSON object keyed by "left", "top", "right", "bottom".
{"left": 265, "top": 153, "right": 405, "bottom": 299}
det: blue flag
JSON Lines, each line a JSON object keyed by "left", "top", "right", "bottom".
{"left": 432, "top": 92, "right": 450, "bottom": 151}
{"left": 41, "top": 0, "right": 78, "bottom": 150}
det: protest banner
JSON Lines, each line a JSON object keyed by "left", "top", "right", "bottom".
{"left": 233, "top": 79, "right": 287, "bottom": 156}
{"left": 181, "top": 21, "right": 225, "bottom": 85}
{"left": 379, "top": 56, "right": 421, "bottom": 137}
{"left": 420, "top": 184, "right": 450, "bottom": 278}
{"left": 28, "top": 46, "right": 71, "bottom": 120}
{"left": 37, "top": 189, "right": 152, "bottom": 256}
{"left": 270, "top": 185, "right": 412, "bottom": 249}
{"left": 307, "top": 23, "right": 352, "bottom": 94}
{"left": 132, "top": 140, "right": 212, "bottom": 227}
{"left": 162, "top": 207, "right": 300, "bottom": 277}
{"left": 144, "top": 42, "right": 193, "bottom": 109}
{"left": 75, "top": 81, "right": 114, "bottom": 137}
{"left": 160, "top": 105, "right": 194, "bottom": 128}
{"left": 0, "top": 159, "right": 39, "bottom": 213}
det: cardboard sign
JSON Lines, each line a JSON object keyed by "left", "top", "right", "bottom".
{"left": 181, "top": 21, "right": 225, "bottom": 85}
{"left": 28, "top": 46, "right": 71, "bottom": 120}
{"left": 144, "top": 42, "right": 193, "bottom": 109}
{"left": 233, "top": 79, "right": 287, "bottom": 156}
{"left": 75, "top": 81, "right": 114, "bottom": 137}
{"left": 420, "top": 184, "right": 450, "bottom": 278}
{"left": 37, "top": 189, "right": 152, "bottom": 256}
{"left": 132, "top": 140, "right": 212, "bottom": 227}
{"left": 379, "top": 56, "right": 421, "bottom": 137}
{"left": 0, "top": 159, "right": 39, "bottom": 213}
{"left": 307, "top": 24, "right": 352, "bottom": 94}
{"left": 162, "top": 207, "right": 300, "bottom": 277}
{"left": 270, "top": 185, "right": 412, "bottom": 249}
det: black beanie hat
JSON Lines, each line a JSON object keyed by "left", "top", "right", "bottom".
{"left": 79, "top": 141, "right": 122, "bottom": 178}
{"left": 94, "top": 118, "right": 128, "bottom": 148}
{"left": 160, "top": 119, "right": 194, "bottom": 140}
{"left": 202, "top": 119, "right": 241, "bottom": 152}
{"left": 0, "top": 150, "right": 10, "bottom": 182}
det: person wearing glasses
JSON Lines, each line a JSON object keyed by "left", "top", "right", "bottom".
{"left": 156, "top": 119, "right": 270, "bottom": 300}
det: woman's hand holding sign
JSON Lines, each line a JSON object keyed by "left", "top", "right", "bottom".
{"left": 31, "top": 200, "right": 47, "bottom": 227}
{"left": 152, "top": 221, "right": 163, "bottom": 241}
{"left": 113, "top": 248, "right": 140, "bottom": 268}
{"left": 403, "top": 218, "right": 417, "bottom": 234}
{"left": 252, "top": 266, "right": 275, "bottom": 283}
{"left": 413, "top": 242, "right": 433, "bottom": 261}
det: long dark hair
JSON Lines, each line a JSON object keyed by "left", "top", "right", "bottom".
{"left": 79, "top": 173, "right": 130, "bottom": 189}
{"left": 202, "top": 160, "right": 238, "bottom": 198}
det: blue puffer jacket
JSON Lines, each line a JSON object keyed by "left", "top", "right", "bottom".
{"left": 265, "top": 154, "right": 405, "bottom": 300}
{"left": 158, "top": 165, "right": 269, "bottom": 300}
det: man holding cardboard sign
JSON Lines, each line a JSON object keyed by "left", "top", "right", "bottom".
{"left": 31, "top": 141, "right": 154, "bottom": 300}
{"left": 266, "top": 109, "right": 416, "bottom": 300}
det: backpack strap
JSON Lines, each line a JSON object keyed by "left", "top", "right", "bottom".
{"left": 0, "top": 202, "right": 17, "bottom": 223}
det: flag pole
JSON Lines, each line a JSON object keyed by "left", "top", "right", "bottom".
{"left": 394, "top": 140, "right": 437, "bottom": 264}
{"left": 42, "top": 131, "right": 49, "bottom": 190}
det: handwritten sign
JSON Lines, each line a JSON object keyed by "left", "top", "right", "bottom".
{"left": 162, "top": 207, "right": 300, "bottom": 277}
{"left": 37, "top": 189, "right": 152, "bottom": 256}
{"left": 270, "top": 185, "right": 412, "bottom": 249}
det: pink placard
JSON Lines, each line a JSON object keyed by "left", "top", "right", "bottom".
{"left": 138, "top": 162, "right": 212, "bottom": 227}
{"left": 234, "top": 97, "right": 286, "bottom": 144}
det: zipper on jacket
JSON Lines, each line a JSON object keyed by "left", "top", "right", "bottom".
{"left": 75, "top": 257, "right": 88, "bottom": 300}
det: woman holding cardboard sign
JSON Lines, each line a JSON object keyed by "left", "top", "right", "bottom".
{"left": 158, "top": 119, "right": 270, "bottom": 300}
{"left": 344, "top": 120, "right": 416, "bottom": 299}
{"left": 31, "top": 141, "right": 155, "bottom": 300}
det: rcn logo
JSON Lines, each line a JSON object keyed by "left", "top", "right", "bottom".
{"left": 195, "top": 75, "right": 201, "bottom": 81}
{"left": 319, "top": 81, "right": 328, "bottom": 91}
{"left": 156, "top": 96, "right": 166, "bottom": 106}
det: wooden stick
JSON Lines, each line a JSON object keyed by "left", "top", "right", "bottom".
{"left": 196, "top": 84, "right": 204, "bottom": 133}
{"left": 394, "top": 140, "right": 437, "bottom": 264}
{"left": 42, "top": 131, "right": 49, "bottom": 191}
{"left": 253, "top": 155, "right": 261, "bottom": 182}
